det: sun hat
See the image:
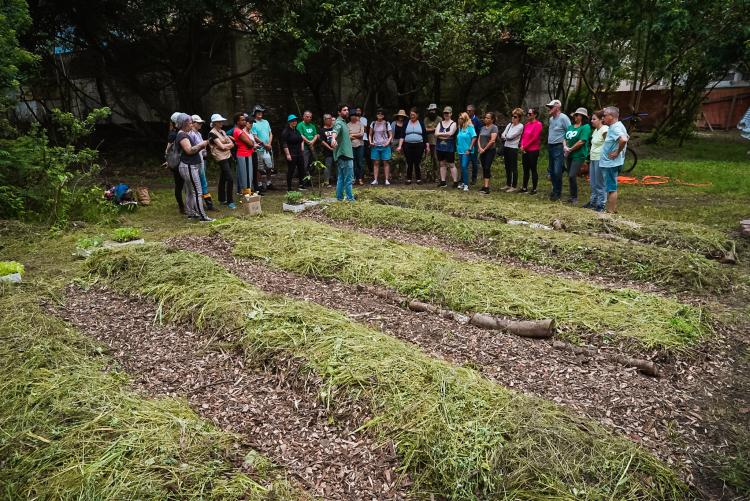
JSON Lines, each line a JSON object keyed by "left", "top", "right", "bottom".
{"left": 210, "top": 113, "right": 227, "bottom": 124}
{"left": 394, "top": 109, "right": 407, "bottom": 118}
{"left": 545, "top": 99, "right": 562, "bottom": 108}
{"left": 170, "top": 112, "right": 181, "bottom": 124}
{"left": 443, "top": 106, "right": 453, "bottom": 114}
{"left": 252, "top": 104, "right": 266, "bottom": 114}
{"left": 573, "top": 107, "right": 589, "bottom": 117}
{"left": 427, "top": 103, "right": 438, "bottom": 111}
{"left": 287, "top": 114, "right": 298, "bottom": 122}
{"left": 191, "top": 114, "right": 205, "bottom": 123}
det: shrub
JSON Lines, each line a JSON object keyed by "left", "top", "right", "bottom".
{"left": 284, "top": 191, "right": 303, "bottom": 205}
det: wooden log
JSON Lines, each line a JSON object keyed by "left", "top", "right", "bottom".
{"left": 407, "top": 300, "right": 438, "bottom": 314}
{"left": 469, "top": 313, "right": 499, "bottom": 330}
{"left": 552, "top": 340, "right": 659, "bottom": 377}
{"left": 471, "top": 314, "right": 555, "bottom": 338}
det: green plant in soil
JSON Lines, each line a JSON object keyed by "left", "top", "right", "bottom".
{"left": 86, "top": 244, "right": 691, "bottom": 500}
{"left": 363, "top": 189, "right": 739, "bottom": 260}
{"left": 0, "top": 290, "right": 302, "bottom": 500}
{"left": 0, "top": 261, "right": 24, "bottom": 276}
{"left": 215, "top": 216, "right": 707, "bottom": 351}
{"left": 76, "top": 235, "right": 105, "bottom": 250}
{"left": 284, "top": 191, "right": 303, "bottom": 205}
{"left": 111, "top": 226, "right": 141, "bottom": 242}
{"left": 321, "top": 201, "right": 748, "bottom": 295}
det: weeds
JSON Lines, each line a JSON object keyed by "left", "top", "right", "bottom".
{"left": 112, "top": 227, "right": 142, "bottom": 242}
{"left": 215, "top": 216, "right": 708, "bottom": 350}
{"left": 86, "top": 244, "right": 691, "bottom": 500}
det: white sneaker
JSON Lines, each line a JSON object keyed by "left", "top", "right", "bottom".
{"left": 385, "top": 179, "right": 390, "bottom": 186}
{"left": 457, "top": 183, "right": 464, "bottom": 189}
{"left": 463, "top": 185, "right": 469, "bottom": 192}
{"left": 507, "top": 187, "right": 518, "bottom": 193}
{"left": 371, "top": 179, "right": 378, "bottom": 185}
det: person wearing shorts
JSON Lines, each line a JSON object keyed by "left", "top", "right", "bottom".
{"left": 251, "top": 105, "right": 274, "bottom": 192}
{"left": 435, "top": 106, "right": 458, "bottom": 187}
{"left": 599, "top": 106, "right": 629, "bottom": 213}
{"left": 369, "top": 109, "right": 393, "bottom": 185}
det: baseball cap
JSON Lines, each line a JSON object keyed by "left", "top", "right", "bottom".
{"left": 191, "top": 114, "right": 205, "bottom": 123}
{"left": 443, "top": 106, "right": 453, "bottom": 114}
{"left": 545, "top": 99, "right": 562, "bottom": 108}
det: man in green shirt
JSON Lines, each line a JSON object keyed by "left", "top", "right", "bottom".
{"left": 297, "top": 110, "right": 318, "bottom": 187}
{"left": 330, "top": 104, "right": 354, "bottom": 201}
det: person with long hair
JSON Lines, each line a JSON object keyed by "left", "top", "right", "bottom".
{"left": 519, "top": 107, "right": 542, "bottom": 194}
{"left": 585, "top": 110, "right": 608, "bottom": 211}
{"left": 174, "top": 113, "right": 212, "bottom": 221}
{"left": 477, "top": 112, "right": 498, "bottom": 195}
{"left": 563, "top": 107, "right": 592, "bottom": 204}
{"left": 398, "top": 107, "right": 429, "bottom": 184}
{"left": 232, "top": 112, "right": 255, "bottom": 194}
{"left": 369, "top": 109, "right": 393, "bottom": 185}
{"left": 456, "top": 112, "right": 477, "bottom": 192}
{"left": 282, "top": 114, "right": 306, "bottom": 191}
{"left": 500, "top": 108, "right": 524, "bottom": 192}
{"left": 435, "top": 106, "right": 458, "bottom": 188}
{"left": 208, "top": 113, "right": 236, "bottom": 209}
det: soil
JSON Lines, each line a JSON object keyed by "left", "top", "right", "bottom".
{"left": 167, "top": 234, "right": 747, "bottom": 498}
{"left": 54, "top": 287, "right": 409, "bottom": 501}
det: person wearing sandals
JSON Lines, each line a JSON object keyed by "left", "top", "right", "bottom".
{"left": 282, "top": 114, "right": 306, "bottom": 191}
{"left": 584, "top": 110, "right": 608, "bottom": 211}
{"left": 174, "top": 113, "right": 212, "bottom": 222}
{"left": 500, "top": 108, "right": 524, "bottom": 192}
{"left": 563, "top": 107, "right": 592, "bottom": 204}
{"left": 369, "top": 109, "right": 393, "bottom": 185}
{"left": 477, "top": 112, "right": 498, "bottom": 195}
{"left": 208, "top": 113, "right": 236, "bottom": 209}
{"left": 519, "top": 107, "right": 542, "bottom": 194}
{"left": 435, "top": 106, "right": 458, "bottom": 188}
{"left": 398, "top": 107, "right": 429, "bottom": 185}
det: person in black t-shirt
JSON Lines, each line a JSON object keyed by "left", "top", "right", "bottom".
{"left": 320, "top": 113, "right": 335, "bottom": 186}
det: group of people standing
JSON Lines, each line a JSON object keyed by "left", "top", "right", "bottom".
{"left": 165, "top": 99, "right": 630, "bottom": 219}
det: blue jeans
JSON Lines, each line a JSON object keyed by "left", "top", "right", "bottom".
{"left": 336, "top": 157, "right": 354, "bottom": 201}
{"left": 199, "top": 160, "right": 209, "bottom": 195}
{"left": 352, "top": 146, "right": 365, "bottom": 181}
{"left": 588, "top": 160, "right": 606, "bottom": 207}
{"left": 459, "top": 153, "right": 470, "bottom": 186}
{"left": 469, "top": 150, "right": 480, "bottom": 182}
{"left": 547, "top": 143, "right": 564, "bottom": 198}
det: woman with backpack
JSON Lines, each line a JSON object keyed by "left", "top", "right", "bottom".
{"left": 174, "top": 113, "right": 212, "bottom": 221}
{"left": 398, "top": 107, "right": 429, "bottom": 184}
{"left": 435, "top": 106, "right": 458, "bottom": 188}
{"left": 208, "top": 113, "right": 236, "bottom": 209}
{"left": 165, "top": 113, "right": 185, "bottom": 213}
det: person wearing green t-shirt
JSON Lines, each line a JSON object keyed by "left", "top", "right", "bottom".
{"left": 330, "top": 104, "right": 355, "bottom": 202}
{"left": 297, "top": 110, "right": 318, "bottom": 187}
{"left": 563, "top": 107, "right": 592, "bottom": 204}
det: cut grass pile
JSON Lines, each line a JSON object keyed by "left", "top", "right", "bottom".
{"left": 364, "top": 189, "right": 738, "bottom": 259}
{"left": 86, "top": 244, "right": 690, "bottom": 500}
{"left": 0, "top": 289, "right": 300, "bottom": 500}
{"left": 322, "top": 201, "right": 746, "bottom": 294}
{"left": 215, "top": 216, "right": 707, "bottom": 350}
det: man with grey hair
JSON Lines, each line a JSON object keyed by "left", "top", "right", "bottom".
{"left": 545, "top": 99, "right": 571, "bottom": 201}
{"left": 297, "top": 110, "right": 318, "bottom": 187}
{"left": 599, "top": 106, "right": 629, "bottom": 213}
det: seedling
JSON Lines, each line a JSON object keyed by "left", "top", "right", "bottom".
{"left": 0, "top": 261, "right": 24, "bottom": 277}
{"left": 284, "top": 191, "right": 303, "bottom": 205}
{"left": 112, "top": 227, "right": 141, "bottom": 242}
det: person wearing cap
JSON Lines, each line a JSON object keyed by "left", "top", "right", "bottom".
{"left": 599, "top": 106, "right": 629, "bottom": 213}
{"left": 466, "top": 104, "right": 483, "bottom": 184}
{"left": 369, "top": 108, "right": 393, "bottom": 185}
{"left": 519, "top": 107, "right": 542, "bottom": 194}
{"left": 189, "top": 115, "right": 214, "bottom": 210}
{"left": 330, "top": 104, "right": 355, "bottom": 201}
{"left": 208, "top": 113, "right": 236, "bottom": 209}
{"left": 251, "top": 105, "right": 274, "bottom": 192}
{"left": 232, "top": 112, "right": 256, "bottom": 194}
{"left": 282, "top": 114, "right": 306, "bottom": 191}
{"left": 500, "top": 108, "right": 524, "bottom": 192}
{"left": 424, "top": 104, "right": 439, "bottom": 179}
{"left": 297, "top": 111, "right": 318, "bottom": 187}
{"left": 398, "top": 107, "right": 429, "bottom": 185}
{"left": 166, "top": 113, "right": 185, "bottom": 213}
{"left": 174, "top": 113, "right": 212, "bottom": 222}
{"left": 585, "top": 110, "right": 609, "bottom": 211}
{"left": 348, "top": 110, "right": 366, "bottom": 185}
{"left": 563, "top": 107, "right": 592, "bottom": 204}
{"left": 435, "top": 106, "right": 458, "bottom": 188}
{"left": 545, "top": 98, "right": 571, "bottom": 201}
{"left": 389, "top": 109, "right": 408, "bottom": 182}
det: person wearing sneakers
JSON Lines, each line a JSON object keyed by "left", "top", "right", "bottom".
{"left": 174, "top": 113, "right": 213, "bottom": 222}
{"left": 208, "top": 113, "right": 236, "bottom": 209}
{"left": 251, "top": 105, "right": 274, "bottom": 193}
{"left": 500, "top": 108, "right": 524, "bottom": 192}
{"left": 330, "top": 104, "right": 355, "bottom": 201}
{"left": 466, "top": 104, "right": 483, "bottom": 184}
{"left": 282, "top": 114, "right": 306, "bottom": 191}
{"left": 477, "top": 112, "right": 498, "bottom": 195}
{"left": 585, "top": 110, "right": 609, "bottom": 211}
{"left": 456, "top": 112, "right": 477, "bottom": 192}
{"left": 297, "top": 111, "right": 318, "bottom": 187}
{"left": 545, "top": 98, "right": 571, "bottom": 201}
{"left": 435, "top": 106, "right": 458, "bottom": 188}
{"left": 348, "top": 110, "right": 366, "bottom": 185}
{"left": 232, "top": 112, "right": 255, "bottom": 194}
{"left": 563, "top": 107, "right": 592, "bottom": 204}
{"left": 519, "top": 107, "right": 542, "bottom": 194}
{"left": 399, "top": 107, "right": 429, "bottom": 185}
{"left": 189, "top": 114, "right": 214, "bottom": 210}
{"left": 424, "top": 103, "right": 440, "bottom": 179}
{"left": 599, "top": 106, "right": 629, "bottom": 213}
{"left": 369, "top": 108, "right": 393, "bottom": 185}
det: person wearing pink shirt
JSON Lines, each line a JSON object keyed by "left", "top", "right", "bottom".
{"left": 519, "top": 107, "right": 542, "bottom": 194}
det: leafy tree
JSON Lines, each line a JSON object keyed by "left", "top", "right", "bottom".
{"left": 0, "top": 0, "right": 36, "bottom": 133}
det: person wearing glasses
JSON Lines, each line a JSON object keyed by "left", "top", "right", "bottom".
{"left": 545, "top": 99, "right": 571, "bottom": 201}
{"left": 563, "top": 107, "right": 592, "bottom": 204}
{"left": 500, "top": 108, "right": 524, "bottom": 192}
{"left": 519, "top": 107, "right": 542, "bottom": 194}
{"left": 435, "top": 106, "right": 458, "bottom": 188}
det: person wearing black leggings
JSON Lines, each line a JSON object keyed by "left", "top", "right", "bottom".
{"left": 208, "top": 113, "right": 236, "bottom": 208}
{"left": 398, "top": 107, "right": 428, "bottom": 184}
{"left": 282, "top": 114, "right": 306, "bottom": 191}
{"left": 477, "top": 112, "right": 498, "bottom": 195}
{"left": 166, "top": 118, "right": 185, "bottom": 213}
{"left": 519, "top": 107, "right": 542, "bottom": 194}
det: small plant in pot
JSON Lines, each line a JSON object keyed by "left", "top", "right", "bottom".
{"left": 283, "top": 191, "right": 307, "bottom": 213}
{"left": 0, "top": 261, "right": 24, "bottom": 283}
{"left": 112, "top": 227, "right": 142, "bottom": 242}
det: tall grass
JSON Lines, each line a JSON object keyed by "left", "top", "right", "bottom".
{"left": 323, "top": 201, "right": 746, "bottom": 294}
{"left": 87, "top": 244, "right": 691, "bottom": 500}
{"left": 0, "top": 289, "right": 301, "bottom": 500}
{"left": 215, "top": 216, "right": 707, "bottom": 350}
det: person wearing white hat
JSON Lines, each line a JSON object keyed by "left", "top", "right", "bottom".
{"left": 189, "top": 114, "right": 215, "bottom": 210}
{"left": 174, "top": 113, "right": 212, "bottom": 222}
{"left": 562, "top": 107, "right": 591, "bottom": 204}
{"left": 208, "top": 113, "right": 236, "bottom": 209}
{"left": 545, "top": 98, "right": 571, "bottom": 201}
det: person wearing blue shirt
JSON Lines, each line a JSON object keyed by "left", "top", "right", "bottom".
{"left": 545, "top": 99, "right": 571, "bottom": 201}
{"left": 456, "top": 112, "right": 477, "bottom": 192}
{"left": 251, "top": 105, "right": 274, "bottom": 191}
{"left": 466, "top": 104, "right": 483, "bottom": 184}
{"left": 599, "top": 106, "right": 629, "bottom": 213}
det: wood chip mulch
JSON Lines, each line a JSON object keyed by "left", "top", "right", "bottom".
{"left": 54, "top": 287, "right": 409, "bottom": 501}
{"left": 168, "top": 234, "right": 747, "bottom": 497}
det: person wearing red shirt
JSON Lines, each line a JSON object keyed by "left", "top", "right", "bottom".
{"left": 232, "top": 112, "right": 255, "bottom": 194}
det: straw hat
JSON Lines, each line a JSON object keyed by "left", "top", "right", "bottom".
{"left": 394, "top": 109, "right": 407, "bottom": 118}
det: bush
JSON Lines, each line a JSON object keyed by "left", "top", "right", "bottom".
{"left": 0, "top": 108, "right": 116, "bottom": 228}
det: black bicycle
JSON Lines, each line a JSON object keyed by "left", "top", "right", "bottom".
{"left": 619, "top": 112, "right": 648, "bottom": 173}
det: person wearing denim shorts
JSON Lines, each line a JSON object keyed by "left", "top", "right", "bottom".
{"left": 599, "top": 106, "right": 629, "bottom": 213}
{"left": 369, "top": 109, "right": 393, "bottom": 185}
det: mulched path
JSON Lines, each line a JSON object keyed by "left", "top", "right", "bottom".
{"left": 54, "top": 287, "right": 409, "bottom": 501}
{"left": 168, "top": 234, "right": 744, "bottom": 496}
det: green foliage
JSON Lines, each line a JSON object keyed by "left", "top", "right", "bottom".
{"left": 111, "top": 227, "right": 141, "bottom": 242}
{"left": 87, "top": 244, "right": 691, "bottom": 500}
{"left": 0, "top": 0, "right": 36, "bottom": 134}
{"left": 76, "top": 235, "right": 105, "bottom": 250}
{"left": 0, "top": 107, "right": 116, "bottom": 227}
{"left": 0, "top": 261, "right": 24, "bottom": 276}
{"left": 284, "top": 191, "right": 303, "bottom": 205}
